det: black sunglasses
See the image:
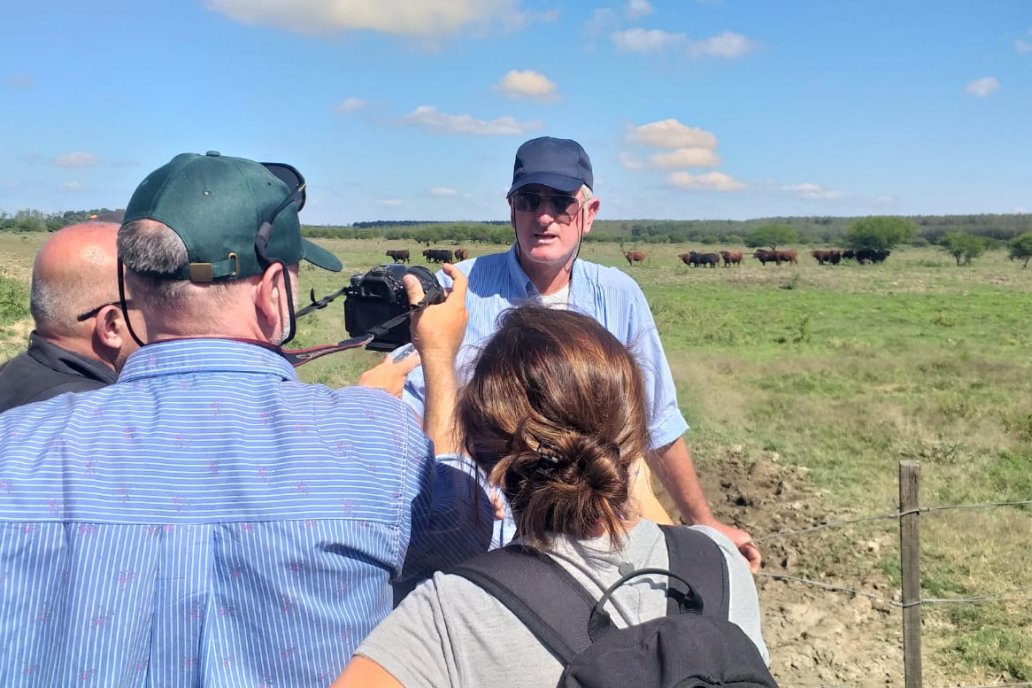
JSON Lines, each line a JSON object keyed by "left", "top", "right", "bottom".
{"left": 255, "top": 162, "right": 306, "bottom": 265}
{"left": 76, "top": 300, "right": 132, "bottom": 322}
{"left": 511, "top": 191, "right": 583, "bottom": 219}
{"left": 255, "top": 162, "right": 307, "bottom": 346}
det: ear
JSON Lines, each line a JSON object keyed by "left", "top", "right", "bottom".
{"left": 581, "top": 197, "right": 600, "bottom": 236}
{"left": 94, "top": 305, "right": 125, "bottom": 351}
{"left": 255, "top": 262, "right": 286, "bottom": 339}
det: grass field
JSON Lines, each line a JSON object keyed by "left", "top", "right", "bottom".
{"left": 1, "top": 232, "right": 1030, "bottom": 682}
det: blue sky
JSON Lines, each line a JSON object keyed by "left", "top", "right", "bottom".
{"left": 2, "top": 1, "right": 1030, "bottom": 224}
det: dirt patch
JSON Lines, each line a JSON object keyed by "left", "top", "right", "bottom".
{"left": 656, "top": 449, "right": 951, "bottom": 687}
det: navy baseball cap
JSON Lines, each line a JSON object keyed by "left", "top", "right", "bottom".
{"left": 122, "top": 151, "right": 342, "bottom": 282}
{"left": 507, "top": 137, "right": 593, "bottom": 197}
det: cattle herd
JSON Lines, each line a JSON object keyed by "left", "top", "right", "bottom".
{"left": 384, "top": 247, "right": 472, "bottom": 265}
{"left": 383, "top": 245, "right": 892, "bottom": 269}
{"left": 632, "top": 247, "right": 891, "bottom": 268}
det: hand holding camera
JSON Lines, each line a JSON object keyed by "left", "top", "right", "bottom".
{"left": 404, "top": 263, "right": 468, "bottom": 366}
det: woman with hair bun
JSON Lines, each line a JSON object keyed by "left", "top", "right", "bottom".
{"left": 334, "top": 305, "right": 768, "bottom": 688}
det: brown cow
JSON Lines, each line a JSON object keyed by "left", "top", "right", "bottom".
{"left": 453, "top": 248, "right": 469, "bottom": 261}
{"left": 811, "top": 249, "right": 842, "bottom": 265}
{"left": 624, "top": 250, "right": 647, "bottom": 266}
{"left": 754, "top": 249, "right": 797, "bottom": 266}
{"left": 719, "top": 250, "right": 743, "bottom": 267}
{"left": 422, "top": 248, "right": 454, "bottom": 263}
{"left": 753, "top": 249, "right": 774, "bottom": 265}
{"left": 775, "top": 249, "right": 798, "bottom": 265}
{"left": 678, "top": 252, "right": 717, "bottom": 267}
{"left": 385, "top": 249, "right": 410, "bottom": 264}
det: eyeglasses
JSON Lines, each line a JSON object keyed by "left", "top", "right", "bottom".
{"left": 511, "top": 191, "right": 584, "bottom": 221}
{"left": 76, "top": 300, "right": 132, "bottom": 322}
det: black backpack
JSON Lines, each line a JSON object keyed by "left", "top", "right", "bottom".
{"left": 451, "top": 525, "right": 778, "bottom": 688}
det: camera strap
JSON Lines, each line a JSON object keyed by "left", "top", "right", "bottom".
{"left": 282, "top": 290, "right": 437, "bottom": 367}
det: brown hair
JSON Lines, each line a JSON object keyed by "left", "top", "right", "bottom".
{"left": 457, "top": 305, "right": 650, "bottom": 548}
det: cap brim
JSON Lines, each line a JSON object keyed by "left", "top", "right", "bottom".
{"left": 507, "top": 172, "right": 585, "bottom": 197}
{"left": 301, "top": 239, "right": 342, "bottom": 272}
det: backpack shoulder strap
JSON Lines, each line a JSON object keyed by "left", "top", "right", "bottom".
{"left": 450, "top": 544, "right": 598, "bottom": 663}
{"left": 660, "top": 525, "right": 731, "bottom": 617}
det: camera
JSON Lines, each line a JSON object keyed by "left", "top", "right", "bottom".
{"left": 343, "top": 264, "right": 445, "bottom": 351}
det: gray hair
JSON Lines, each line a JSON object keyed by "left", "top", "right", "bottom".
{"left": 118, "top": 220, "right": 196, "bottom": 310}
{"left": 29, "top": 274, "right": 70, "bottom": 330}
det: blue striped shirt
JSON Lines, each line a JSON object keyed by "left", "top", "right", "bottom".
{"left": 0, "top": 338, "right": 490, "bottom": 687}
{"left": 404, "top": 245, "right": 689, "bottom": 447}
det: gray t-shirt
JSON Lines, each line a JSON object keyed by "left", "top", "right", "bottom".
{"left": 356, "top": 520, "right": 769, "bottom": 688}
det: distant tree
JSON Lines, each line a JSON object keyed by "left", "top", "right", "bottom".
{"left": 939, "top": 231, "right": 986, "bottom": 266}
{"left": 846, "top": 216, "right": 915, "bottom": 252}
{"left": 910, "top": 236, "right": 930, "bottom": 248}
{"left": 725, "top": 234, "right": 743, "bottom": 246}
{"left": 1009, "top": 232, "right": 1032, "bottom": 268}
{"left": 745, "top": 224, "right": 797, "bottom": 250}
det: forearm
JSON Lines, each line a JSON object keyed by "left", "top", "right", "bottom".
{"left": 421, "top": 355, "right": 460, "bottom": 455}
{"left": 645, "top": 437, "right": 715, "bottom": 525}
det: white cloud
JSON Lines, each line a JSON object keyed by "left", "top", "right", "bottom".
{"left": 400, "top": 105, "right": 539, "bottom": 135}
{"left": 687, "top": 31, "right": 755, "bottom": 58}
{"left": 430, "top": 187, "right": 458, "bottom": 197}
{"left": 334, "top": 97, "right": 366, "bottom": 113}
{"left": 619, "top": 153, "right": 645, "bottom": 170}
{"left": 60, "top": 181, "right": 83, "bottom": 191}
{"left": 667, "top": 171, "right": 744, "bottom": 191}
{"left": 626, "top": 0, "right": 653, "bottom": 18}
{"left": 494, "top": 70, "right": 557, "bottom": 100}
{"left": 205, "top": 0, "right": 527, "bottom": 38}
{"left": 55, "top": 152, "right": 98, "bottom": 168}
{"left": 377, "top": 199, "right": 403, "bottom": 207}
{"left": 1016, "top": 39, "right": 1032, "bottom": 54}
{"left": 648, "top": 147, "right": 721, "bottom": 168}
{"left": 781, "top": 183, "right": 842, "bottom": 200}
{"left": 612, "top": 28, "right": 685, "bottom": 53}
{"left": 626, "top": 119, "right": 717, "bottom": 150}
{"left": 965, "top": 76, "right": 999, "bottom": 97}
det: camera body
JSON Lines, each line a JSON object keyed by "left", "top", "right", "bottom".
{"left": 343, "top": 264, "right": 444, "bottom": 351}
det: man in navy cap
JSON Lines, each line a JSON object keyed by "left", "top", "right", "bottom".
{"left": 404, "top": 136, "right": 760, "bottom": 571}
{"left": 0, "top": 151, "right": 490, "bottom": 686}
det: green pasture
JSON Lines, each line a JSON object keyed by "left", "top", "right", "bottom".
{"left": 1, "top": 232, "right": 1030, "bottom": 679}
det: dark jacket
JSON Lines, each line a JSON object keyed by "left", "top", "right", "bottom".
{"left": 0, "top": 332, "right": 116, "bottom": 414}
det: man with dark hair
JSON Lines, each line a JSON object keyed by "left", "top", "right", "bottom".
{"left": 0, "top": 222, "right": 137, "bottom": 413}
{"left": 0, "top": 152, "right": 489, "bottom": 685}
{"left": 405, "top": 136, "right": 760, "bottom": 571}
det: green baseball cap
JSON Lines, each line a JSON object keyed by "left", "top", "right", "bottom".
{"left": 122, "top": 151, "right": 342, "bottom": 281}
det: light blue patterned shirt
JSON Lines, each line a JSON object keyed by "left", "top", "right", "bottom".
{"left": 403, "top": 246, "right": 689, "bottom": 546}
{"left": 404, "top": 245, "right": 689, "bottom": 448}
{"left": 0, "top": 338, "right": 491, "bottom": 687}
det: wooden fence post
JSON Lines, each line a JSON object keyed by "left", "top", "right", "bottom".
{"left": 899, "top": 461, "right": 923, "bottom": 688}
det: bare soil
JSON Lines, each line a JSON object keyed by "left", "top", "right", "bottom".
{"left": 658, "top": 450, "right": 955, "bottom": 688}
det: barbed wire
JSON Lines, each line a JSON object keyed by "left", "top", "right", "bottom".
{"left": 754, "top": 498, "right": 1032, "bottom": 544}
{"left": 756, "top": 572, "right": 899, "bottom": 606}
{"left": 753, "top": 495, "right": 1032, "bottom": 686}
{"left": 757, "top": 572, "right": 1032, "bottom": 609}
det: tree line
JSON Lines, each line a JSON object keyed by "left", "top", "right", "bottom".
{"left": 2, "top": 208, "right": 1030, "bottom": 265}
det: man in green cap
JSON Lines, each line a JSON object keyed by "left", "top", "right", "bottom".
{"left": 0, "top": 151, "right": 490, "bottom": 686}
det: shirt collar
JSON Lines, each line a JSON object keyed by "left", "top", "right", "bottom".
{"left": 504, "top": 243, "right": 590, "bottom": 302}
{"left": 26, "top": 332, "right": 118, "bottom": 384}
{"left": 119, "top": 338, "right": 298, "bottom": 383}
